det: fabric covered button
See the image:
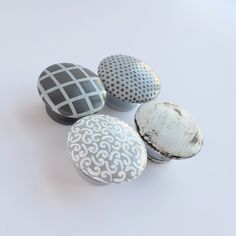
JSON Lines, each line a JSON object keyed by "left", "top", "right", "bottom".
{"left": 38, "top": 63, "right": 106, "bottom": 124}
{"left": 67, "top": 114, "right": 147, "bottom": 184}
{"left": 98, "top": 55, "right": 160, "bottom": 111}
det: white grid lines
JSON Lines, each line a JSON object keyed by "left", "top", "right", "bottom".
{"left": 38, "top": 63, "right": 106, "bottom": 119}
{"left": 58, "top": 64, "right": 95, "bottom": 114}
{"left": 44, "top": 69, "right": 78, "bottom": 116}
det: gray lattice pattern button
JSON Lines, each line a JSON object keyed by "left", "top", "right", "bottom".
{"left": 135, "top": 101, "right": 203, "bottom": 162}
{"left": 97, "top": 55, "right": 161, "bottom": 111}
{"left": 67, "top": 114, "right": 147, "bottom": 184}
{"left": 38, "top": 63, "right": 106, "bottom": 124}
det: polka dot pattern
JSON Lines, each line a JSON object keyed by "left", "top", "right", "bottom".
{"left": 97, "top": 55, "right": 161, "bottom": 103}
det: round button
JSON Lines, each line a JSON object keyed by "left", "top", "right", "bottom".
{"left": 98, "top": 55, "right": 161, "bottom": 111}
{"left": 135, "top": 101, "right": 203, "bottom": 162}
{"left": 67, "top": 114, "right": 147, "bottom": 184}
{"left": 38, "top": 63, "right": 106, "bottom": 124}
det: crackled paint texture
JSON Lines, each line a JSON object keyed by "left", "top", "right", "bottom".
{"left": 135, "top": 101, "right": 203, "bottom": 159}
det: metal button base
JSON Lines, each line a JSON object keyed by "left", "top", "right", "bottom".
{"left": 145, "top": 143, "right": 171, "bottom": 164}
{"left": 106, "top": 93, "right": 137, "bottom": 111}
{"left": 45, "top": 105, "right": 78, "bottom": 125}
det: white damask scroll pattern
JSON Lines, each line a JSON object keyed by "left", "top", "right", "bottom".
{"left": 67, "top": 115, "right": 147, "bottom": 184}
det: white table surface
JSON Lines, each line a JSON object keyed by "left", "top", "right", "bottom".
{"left": 0, "top": 1, "right": 235, "bottom": 235}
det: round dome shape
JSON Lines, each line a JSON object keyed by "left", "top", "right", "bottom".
{"left": 67, "top": 114, "right": 147, "bottom": 184}
{"left": 135, "top": 101, "right": 203, "bottom": 162}
{"left": 98, "top": 55, "right": 160, "bottom": 111}
{"left": 38, "top": 63, "right": 106, "bottom": 124}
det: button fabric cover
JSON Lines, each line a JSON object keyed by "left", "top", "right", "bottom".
{"left": 98, "top": 55, "right": 160, "bottom": 103}
{"left": 38, "top": 63, "right": 106, "bottom": 119}
{"left": 67, "top": 114, "right": 147, "bottom": 184}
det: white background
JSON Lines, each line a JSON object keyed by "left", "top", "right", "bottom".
{"left": 0, "top": 0, "right": 235, "bottom": 235}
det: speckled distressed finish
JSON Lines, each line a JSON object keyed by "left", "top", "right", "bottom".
{"left": 68, "top": 114, "right": 147, "bottom": 184}
{"left": 97, "top": 55, "right": 161, "bottom": 104}
{"left": 135, "top": 101, "right": 203, "bottom": 161}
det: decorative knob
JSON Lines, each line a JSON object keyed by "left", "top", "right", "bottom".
{"left": 38, "top": 63, "right": 106, "bottom": 125}
{"left": 135, "top": 101, "right": 203, "bottom": 163}
{"left": 98, "top": 55, "right": 161, "bottom": 111}
{"left": 67, "top": 114, "right": 147, "bottom": 184}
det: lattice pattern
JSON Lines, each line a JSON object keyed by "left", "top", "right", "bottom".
{"left": 38, "top": 63, "right": 106, "bottom": 118}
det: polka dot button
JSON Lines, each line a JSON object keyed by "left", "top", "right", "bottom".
{"left": 98, "top": 55, "right": 161, "bottom": 103}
